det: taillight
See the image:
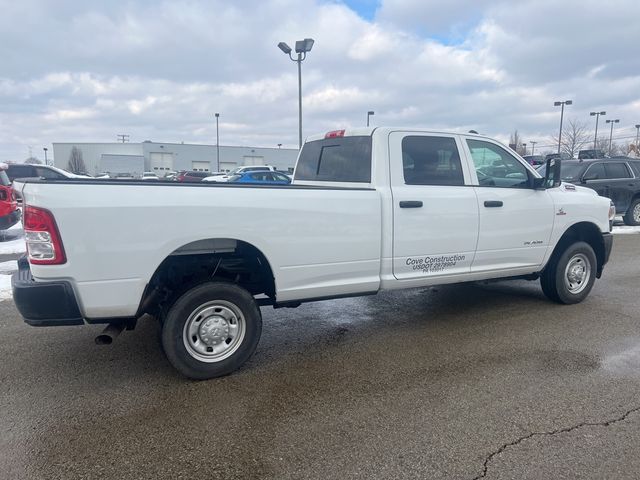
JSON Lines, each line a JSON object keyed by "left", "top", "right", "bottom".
{"left": 24, "top": 205, "right": 66, "bottom": 265}
{"left": 325, "top": 130, "right": 345, "bottom": 138}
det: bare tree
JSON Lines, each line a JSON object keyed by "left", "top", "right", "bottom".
{"left": 24, "top": 156, "right": 42, "bottom": 164}
{"left": 509, "top": 130, "right": 525, "bottom": 155}
{"left": 551, "top": 118, "right": 590, "bottom": 159}
{"left": 67, "top": 146, "right": 86, "bottom": 173}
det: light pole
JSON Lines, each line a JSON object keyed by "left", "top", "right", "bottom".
{"left": 215, "top": 113, "right": 220, "bottom": 172}
{"left": 367, "top": 110, "right": 375, "bottom": 127}
{"left": 590, "top": 111, "right": 606, "bottom": 150}
{"left": 635, "top": 124, "right": 640, "bottom": 154}
{"left": 530, "top": 141, "right": 537, "bottom": 155}
{"left": 522, "top": 143, "right": 527, "bottom": 156}
{"left": 43, "top": 147, "right": 48, "bottom": 165}
{"left": 278, "top": 38, "right": 314, "bottom": 149}
{"left": 554, "top": 100, "right": 572, "bottom": 154}
{"left": 606, "top": 119, "right": 619, "bottom": 155}
{"left": 277, "top": 143, "right": 282, "bottom": 149}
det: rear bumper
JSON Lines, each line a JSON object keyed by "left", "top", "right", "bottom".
{"left": 0, "top": 208, "right": 21, "bottom": 230}
{"left": 11, "top": 257, "right": 84, "bottom": 326}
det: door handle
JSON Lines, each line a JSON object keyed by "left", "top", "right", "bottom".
{"left": 399, "top": 200, "right": 423, "bottom": 208}
{"left": 484, "top": 200, "right": 503, "bottom": 208}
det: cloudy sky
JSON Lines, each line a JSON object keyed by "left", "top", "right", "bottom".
{"left": 1, "top": 0, "right": 639, "bottom": 161}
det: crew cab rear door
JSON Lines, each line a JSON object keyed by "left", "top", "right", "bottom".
{"left": 390, "top": 131, "right": 478, "bottom": 280}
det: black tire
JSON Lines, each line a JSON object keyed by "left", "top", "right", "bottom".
{"left": 161, "top": 282, "right": 262, "bottom": 380}
{"left": 623, "top": 198, "right": 640, "bottom": 226}
{"left": 540, "top": 241, "right": 597, "bottom": 305}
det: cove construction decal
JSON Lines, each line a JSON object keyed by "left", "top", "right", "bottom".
{"left": 406, "top": 254, "right": 466, "bottom": 274}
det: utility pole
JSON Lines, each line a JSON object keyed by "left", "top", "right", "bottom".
{"left": 117, "top": 134, "right": 130, "bottom": 143}
{"left": 590, "top": 111, "right": 606, "bottom": 150}
{"left": 278, "top": 38, "right": 315, "bottom": 149}
{"left": 530, "top": 141, "right": 537, "bottom": 155}
{"left": 554, "top": 100, "right": 572, "bottom": 154}
{"left": 215, "top": 113, "right": 220, "bottom": 172}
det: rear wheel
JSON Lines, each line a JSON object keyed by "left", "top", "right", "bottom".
{"left": 623, "top": 198, "right": 640, "bottom": 226}
{"left": 540, "top": 241, "right": 597, "bottom": 304}
{"left": 161, "top": 282, "right": 262, "bottom": 379}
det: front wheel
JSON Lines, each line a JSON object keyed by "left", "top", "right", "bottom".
{"left": 540, "top": 241, "right": 597, "bottom": 304}
{"left": 161, "top": 282, "right": 262, "bottom": 379}
{"left": 623, "top": 198, "right": 640, "bottom": 226}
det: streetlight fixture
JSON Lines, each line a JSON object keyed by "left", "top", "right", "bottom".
{"left": 43, "top": 147, "right": 48, "bottom": 166}
{"left": 367, "top": 111, "right": 375, "bottom": 127}
{"left": 278, "top": 38, "right": 314, "bottom": 149}
{"left": 590, "top": 111, "right": 606, "bottom": 149}
{"left": 215, "top": 113, "right": 220, "bottom": 172}
{"left": 554, "top": 100, "right": 572, "bottom": 154}
{"left": 530, "top": 141, "right": 537, "bottom": 155}
{"left": 277, "top": 143, "right": 282, "bottom": 149}
{"left": 606, "top": 119, "right": 620, "bottom": 155}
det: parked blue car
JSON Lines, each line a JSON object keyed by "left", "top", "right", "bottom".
{"left": 227, "top": 171, "right": 291, "bottom": 185}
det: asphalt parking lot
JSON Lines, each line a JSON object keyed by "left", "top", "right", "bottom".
{"left": 1, "top": 235, "right": 639, "bottom": 479}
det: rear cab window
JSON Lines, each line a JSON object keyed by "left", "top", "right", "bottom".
{"left": 295, "top": 136, "right": 372, "bottom": 183}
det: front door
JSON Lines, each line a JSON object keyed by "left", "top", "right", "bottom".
{"left": 463, "top": 137, "right": 555, "bottom": 272}
{"left": 390, "top": 132, "right": 479, "bottom": 280}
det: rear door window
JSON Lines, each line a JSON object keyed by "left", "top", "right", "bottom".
{"left": 296, "top": 136, "right": 372, "bottom": 183}
{"left": 604, "top": 162, "right": 631, "bottom": 179}
{"left": 401, "top": 136, "right": 464, "bottom": 186}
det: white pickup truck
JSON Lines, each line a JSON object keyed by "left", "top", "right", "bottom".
{"left": 12, "top": 128, "right": 614, "bottom": 379}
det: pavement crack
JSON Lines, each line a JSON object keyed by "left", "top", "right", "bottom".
{"left": 471, "top": 405, "right": 640, "bottom": 480}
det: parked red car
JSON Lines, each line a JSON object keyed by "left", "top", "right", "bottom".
{"left": 0, "top": 163, "right": 20, "bottom": 230}
{"left": 175, "top": 171, "right": 211, "bottom": 182}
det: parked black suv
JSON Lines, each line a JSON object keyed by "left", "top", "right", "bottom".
{"left": 539, "top": 158, "right": 640, "bottom": 225}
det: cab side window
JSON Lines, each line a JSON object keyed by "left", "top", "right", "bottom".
{"left": 35, "top": 167, "right": 64, "bottom": 180}
{"left": 604, "top": 162, "right": 631, "bottom": 179}
{"left": 584, "top": 163, "right": 605, "bottom": 180}
{"left": 402, "top": 136, "right": 464, "bottom": 186}
{"left": 467, "top": 139, "right": 530, "bottom": 188}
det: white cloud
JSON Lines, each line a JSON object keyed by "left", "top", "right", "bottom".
{"left": 0, "top": 0, "right": 639, "bottom": 160}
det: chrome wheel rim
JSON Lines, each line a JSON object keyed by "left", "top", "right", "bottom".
{"left": 183, "top": 300, "right": 246, "bottom": 362}
{"left": 564, "top": 253, "right": 591, "bottom": 294}
{"left": 633, "top": 203, "right": 640, "bottom": 223}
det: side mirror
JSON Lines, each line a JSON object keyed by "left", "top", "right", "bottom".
{"left": 544, "top": 158, "right": 562, "bottom": 188}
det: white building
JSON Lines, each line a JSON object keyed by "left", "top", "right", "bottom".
{"left": 52, "top": 141, "right": 299, "bottom": 177}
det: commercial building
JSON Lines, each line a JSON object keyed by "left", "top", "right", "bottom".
{"left": 51, "top": 141, "right": 299, "bottom": 177}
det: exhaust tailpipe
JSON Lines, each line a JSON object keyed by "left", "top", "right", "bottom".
{"left": 95, "top": 323, "right": 125, "bottom": 345}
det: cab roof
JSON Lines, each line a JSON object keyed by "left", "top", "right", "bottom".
{"left": 304, "top": 127, "right": 489, "bottom": 143}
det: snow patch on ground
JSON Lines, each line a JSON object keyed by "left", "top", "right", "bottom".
{"left": 612, "top": 226, "right": 640, "bottom": 234}
{"left": 0, "top": 274, "right": 12, "bottom": 301}
{"left": 0, "top": 260, "right": 18, "bottom": 274}
{"left": 0, "top": 233, "right": 25, "bottom": 255}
